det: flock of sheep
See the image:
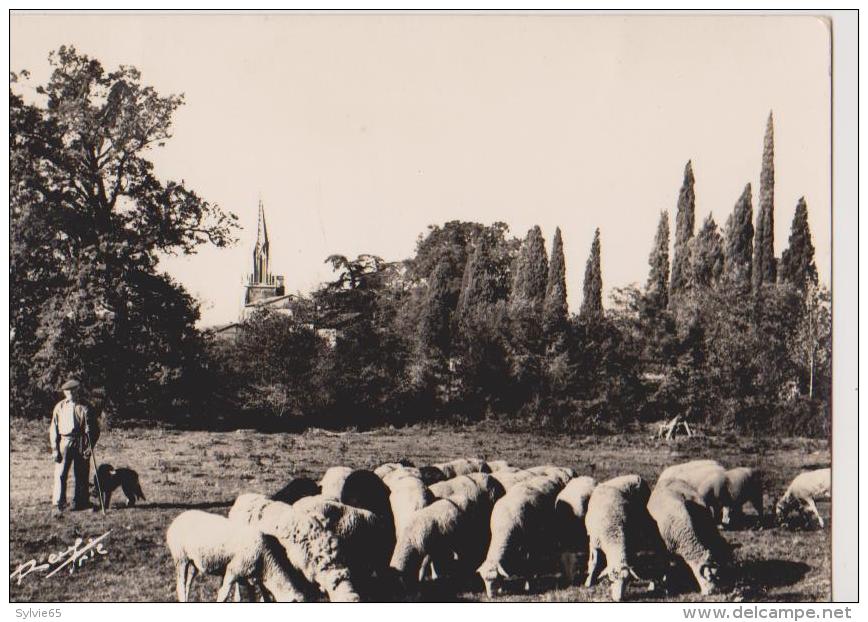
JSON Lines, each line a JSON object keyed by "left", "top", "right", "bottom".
{"left": 165, "top": 457, "right": 831, "bottom": 602}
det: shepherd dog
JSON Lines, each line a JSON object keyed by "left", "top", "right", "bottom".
{"left": 93, "top": 463, "right": 146, "bottom": 508}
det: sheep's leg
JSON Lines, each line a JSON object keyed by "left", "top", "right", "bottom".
{"left": 805, "top": 497, "right": 824, "bottom": 528}
{"left": 175, "top": 560, "right": 189, "bottom": 602}
{"left": 216, "top": 572, "right": 238, "bottom": 602}
{"left": 584, "top": 548, "right": 602, "bottom": 588}
{"left": 184, "top": 564, "right": 197, "bottom": 600}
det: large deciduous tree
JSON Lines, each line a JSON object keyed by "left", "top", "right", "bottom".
{"left": 10, "top": 46, "right": 238, "bottom": 417}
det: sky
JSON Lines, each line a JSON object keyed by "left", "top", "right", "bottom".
{"left": 11, "top": 13, "right": 832, "bottom": 327}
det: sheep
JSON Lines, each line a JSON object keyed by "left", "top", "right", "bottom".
{"left": 339, "top": 469, "right": 397, "bottom": 556}
{"left": 487, "top": 460, "right": 512, "bottom": 472}
{"left": 476, "top": 476, "right": 564, "bottom": 597}
{"left": 490, "top": 469, "right": 536, "bottom": 491}
{"left": 382, "top": 467, "right": 424, "bottom": 489}
{"left": 265, "top": 496, "right": 391, "bottom": 602}
{"left": 647, "top": 478, "right": 732, "bottom": 596}
{"left": 657, "top": 460, "right": 730, "bottom": 521}
{"left": 389, "top": 477, "right": 436, "bottom": 537}
{"left": 776, "top": 468, "right": 831, "bottom": 528}
{"left": 390, "top": 498, "right": 463, "bottom": 589}
{"left": 435, "top": 458, "right": 491, "bottom": 478}
{"left": 721, "top": 467, "right": 764, "bottom": 527}
{"left": 657, "top": 459, "right": 725, "bottom": 488}
{"left": 228, "top": 493, "right": 273, "bottom": 526}
{"left": 527, "top": 465, "right": 577, "bottom": 486}
{"left": 419, "top": 465, "right": 448, "bottom": 485}
{"left": 429, "top": 475, "right": 481, "bottom": 501}
{"left": 601, "top": 474, "right": 651, "bottom": 505}
{"left": 584, "top": 478, "right": 658, "bottom": 601}
{"left": 166, "top": 510, "right": 308, "bottom": 602}
{"left": 374, "top": 460, "right": 416, "bottom": 479}
{"left": 554, "top": 476, "right": 597, "bottom": 584}
{"left": 319, "top": 466, "right": 354, "bottom": 500}
{"left": 272, "top": 477, "right": 321, "bottom": 505}
{"left": 465, "top": 472, "right": 507, "bottom": 507}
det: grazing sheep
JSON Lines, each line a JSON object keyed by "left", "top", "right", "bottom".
{"left": 647, "top": 478, "right": 732, "bottom": 595}
{"left": 476, "top": 476, "right": 564, "bottom": 597}
{"left": 527, "top": 465, "right": 577, "bottom": 486}
{"left": 487, "top": 460, "right": 512, "bottom": 472}
{"left": 418, "top": 465, "right": 448, "bottom": 486}
{"left": 390, "top": 498, "right": 462, "bottom": 588}
{"left": 429, "top": 475, "right": 480, "bottom": 500}
{"left": 265, "top": 496, "right": 390, "bottom": 602}
{"left": 339, "top": 469, "right": 397, "bottom": 557}
{"left": 584, "top": 479, "right": 658, "bottom": 601}
{"left": 465, "top": 472, "right": 507, "bottom": 507}
{"left": 721, "top": 467, "right": 764, "bottom": 526}
{"left": 554, "top": 476, "right": 597, "bottom": 585}
{"left": 374, "top": 460, "right": 416, "bottom": 479}
{"left": 490, "top": 469, "right": 536, "bottom": 491}
{"left": 272, "top": 477, "right": 321, "bottom": 505}
{"left": 319, "top": 466, "right": 354, "bottom": 500}
{"left": 658, "top": 460, "right": 725, "bottom": 487}
{"left": 435, "top": 458, "right": 491, "bottom": 478}
{"left": 776, "top": 468, "right": 831, "bottom": 528}
{"left": 166, "top": 510, "right": 307, "bottom": 602}
{"left": 658, "top": 460, "right": 729, "bottom": 521}
{"left": 390, "top": 477, "right": 436, "bottom": 537}
{"left": 382, "top": 467, "right": 425, "bottom": 489}
{"left": 229, "top": 493, "right": 274, "bottom": 526}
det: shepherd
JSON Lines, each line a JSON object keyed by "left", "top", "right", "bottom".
{"left": 49, "top": 379, "right": 100, "bottom": 514}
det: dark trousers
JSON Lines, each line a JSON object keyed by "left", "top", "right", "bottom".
{"left": 52, "top": 436, "right": 90, "bottom": 509}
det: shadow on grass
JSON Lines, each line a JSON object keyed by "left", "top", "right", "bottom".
{"left": 136, "top": 500, "right": 232, "bottom": 511}
{"left": 735, "top": 559, "right": 812, "bottom": 598}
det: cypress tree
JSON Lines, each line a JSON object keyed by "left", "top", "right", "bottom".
{"left": 670, "top": 161, "right": 696, "bottom": 297}
{"left": 457, "top": 236, "right": 498, "bottom": 317}
{"left": 646, "top": 211, "right": 670, "bottom": 312}
{"left": 779, "top": 197, "right": 818, "bottom": 291}
{"left": 579, "top": 228, "right": 603, "bottom": 321}
{"left": 723, "top": 184, "right": 755, "bottom": 288}
{"left": 509, "top": 226, "right": 549, "bottom": 319}
{"left": 543, "top": 227, "right": 568, "bottom": 334}
{"left": 688, "top": 214, "right": 724, "bottom": 289}
{"left": 753, "top": 112, "right": 777, "bottom": 289}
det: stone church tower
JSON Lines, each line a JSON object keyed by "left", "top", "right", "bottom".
{"left": 244, "top": 200, "right": 285, "bottom": 305}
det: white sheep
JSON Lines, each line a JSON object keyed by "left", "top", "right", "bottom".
{"left": 658, "top": 460, "right": 730, "bottom": 521}
{"left": 389, "top": 477, "right": 436, "bottom": 537}
{"left": 527, "top": 465, "right": 577, "bottom": 486}
{"left": 166, "top": 510, "right": 308, "bottom": 602}
{"left": 776, "top": 467, "right": 830, "bottom": 528}
{"left": 435, "top": 458, "right": 491, "bottom": 478}
{"left": 584, "top": 479, "right": 657, "bottom": 601}
{"left": 490, "top": 469, "right": 536, "bottom": 491}
{"left": 487, "top": 460, "right": 512, "bottom": 472}
{"left": 476, "top": 475, "right": 564, "bottom": 597}
{"left": 319, "top": 466, "right": 354, "bottom": 500}
{"left": 721, "top": 467, "right": 764, "bottom": 526}
{"left": 264, "top": 495, "right": 391, "bottom": 602}
{"left": 554, "top": 476, "right": 597, "bottom": 584}
{"left": 228, "top": 492, "right": 273, "bottom": 526}
{"left": 390, "top": 498, "right": 462, "bottom": 588}
{"left": 647, "top": 478, "right": 732, "bottom": 595}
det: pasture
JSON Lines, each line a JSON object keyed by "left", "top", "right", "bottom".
{"left": 9, "top": 418, "right": 830, "bottom": 602}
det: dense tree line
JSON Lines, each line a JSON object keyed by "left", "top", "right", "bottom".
{"left": 11, "top": 50, "right": 830, "bottom": 436}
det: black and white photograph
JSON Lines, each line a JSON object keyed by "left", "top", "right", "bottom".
{"left": 6, "top": 9, "right": 858, "bottom": 608}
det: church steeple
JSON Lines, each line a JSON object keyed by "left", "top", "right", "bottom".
{"left": 244, "top": 199, "right": 285, "bottom": 310}
{"left": 253, "top": 199, "right": 270, "bottom": 284}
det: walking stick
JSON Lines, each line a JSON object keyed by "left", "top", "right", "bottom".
{"left": 87, "top": 428, "right": 106, "bottom": 515}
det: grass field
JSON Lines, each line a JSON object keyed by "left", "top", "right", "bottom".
{"left": 9, "top": 418, "right": 831, "bottom": 602}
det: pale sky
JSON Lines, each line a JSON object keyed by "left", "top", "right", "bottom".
{"left": 11, "top": 13, "right": 832, "bottom": 327}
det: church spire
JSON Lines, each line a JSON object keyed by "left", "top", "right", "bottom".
{"left": 253, "top": 199, "right": 270, "bottom": 284}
